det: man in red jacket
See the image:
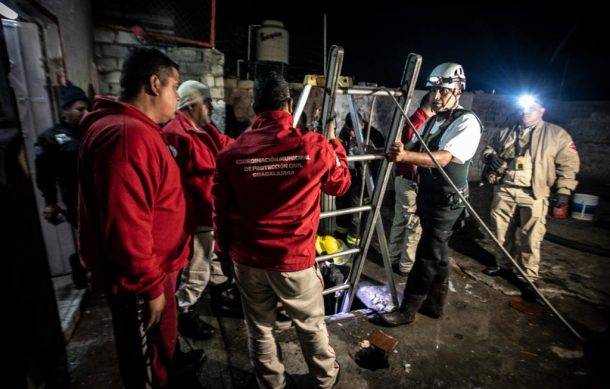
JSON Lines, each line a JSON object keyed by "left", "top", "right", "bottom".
{"left": 388, "top": 92, "right": 434, "bottom": 276}
{"left": 213, "top": 72, "right": 350, "bottom": 388}
{"left": 79, "top": 47, "right": 189, "bottom": 388}
{"left": 161, "top": 80, "right": 233, "bottom": 340}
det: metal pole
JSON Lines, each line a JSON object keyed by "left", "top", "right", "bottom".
{"left": 236, "top": 59, "right": 244, "bottom": 80}
{"left": 246, "top": 24, "right": 260, "bottom": 80}
{"left": 323, "top": 14, "right": 327, "bottom": 76}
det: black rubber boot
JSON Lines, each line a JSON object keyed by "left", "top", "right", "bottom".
{"left": 379, "top": 293, "right": 426, "bottom": 327}
{"left": 418, "top": 282, "right": 448, "bottom": 318}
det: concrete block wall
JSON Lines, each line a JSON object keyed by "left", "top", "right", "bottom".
{"left": 93, "top": 27, "right": 226, "bottom": 131}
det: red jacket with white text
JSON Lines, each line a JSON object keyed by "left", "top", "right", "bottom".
{"left": 161, "top": 111, "right": 234, "bottom": 228}
{"left": 78, "top": 96, "right": 191, "bottom": 299}
{"left": 213, "top": 111, "right": 351, "bottom": 271}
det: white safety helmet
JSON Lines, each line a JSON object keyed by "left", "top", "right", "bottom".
{"left": 426, "top": 63, "right": 466, "bottom": 90}
{"left": 177, "top": 80, "right": 211, "bottom": 110}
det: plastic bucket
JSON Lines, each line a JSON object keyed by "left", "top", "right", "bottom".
{"left": 571, "top": 193, "right": 599, "bottom": 221}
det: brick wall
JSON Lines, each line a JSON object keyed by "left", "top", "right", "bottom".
{"left": 93, "top": 27, "right": 227, "bottom": 131}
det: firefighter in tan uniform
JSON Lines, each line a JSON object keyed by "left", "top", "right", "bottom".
{"left": 482, "top": 95, "right": 579, "bottom": 283}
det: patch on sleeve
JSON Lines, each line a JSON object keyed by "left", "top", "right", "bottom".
{"left": 568, "top": 141, "right": 577, "bottom": 153}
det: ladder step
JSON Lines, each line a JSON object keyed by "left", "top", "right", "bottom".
{"left": 320, "top": 205, "right": 372, "bottom": 219}
{"left": 347, "top": 154, "right": 386, "bottom": 162}
{"left": 322, "top": 283, "right": 351, "bottom": 295}
{"left": 336, "top": 87, "right": 402, "bottom": 96}
{"left": 316, "top": 247, "right": 360, "bottom": 262}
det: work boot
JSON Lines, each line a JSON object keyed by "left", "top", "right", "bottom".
{"left": 379, "top": 293, "right": 426, "bottom": 327}
{"left": 418, "top": 282, "right": 448, "bottom": 318}
{"left": 392, "top": 262, "right": 410, "bottom": 277}
{"left": 178, "top": 310, "right": 215, "bottom": 340}
{"left": 174, "top": 345, "right": 206, "bottom": 383}
{"left": 483, "top": 265, "right": 510, "bottom": 277}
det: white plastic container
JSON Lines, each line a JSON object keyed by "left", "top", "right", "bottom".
{"left": 571, "top": 193, "right": 599, "bottom": 221}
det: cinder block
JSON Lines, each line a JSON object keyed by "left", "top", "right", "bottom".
{"left": 103, "top": 71, "right": 121, "bottom": 84}
{"left": 224, "top": 78, "right": 238, "bottom": 89}
{"left": 96, "top": 58, "right": 118, "bottom": 72}
{"left": 116, "top": 31, "right": 140, "bottom": 45}
{"left": 94, "top": 29, "right": 115, "bottom": 43}
{"left": 237, "top": 80, "right": 254, "bottom": 89}
{"left": 102, "top": 44, "right": 129, "bottom": 58}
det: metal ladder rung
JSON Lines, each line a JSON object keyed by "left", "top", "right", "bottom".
{"left": 322, "top": 283, "right": 351, "bottom": 295}
{"left": 336, "top": 87, "right": 402, "bottom": 96}
{"left": 316, "top": 247, "right": 360, "bottom": 262}
{"left": 320, "top": 205, "right": 372, "bottom": 219}
{"left": 347, "top": 154, "right": 386, "bottom": 162}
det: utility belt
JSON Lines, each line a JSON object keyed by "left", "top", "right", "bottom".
{"left": 420, "top": 185, "right": 469, "bottom": 209}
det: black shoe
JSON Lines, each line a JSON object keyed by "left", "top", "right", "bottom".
{"left": 483, "top": 266, "right": 509, "bottom": 277}
{"left": 174, "top": 347, "right": 206, "bottom": 376}
{"left": 379, "top": 294, "right": 426, "bottom": 327}
{"left": 392, "top": 263, "right": 410, "bottom": 277}
{"left": 179, "top": 311, "right": 215, "bottom": 340}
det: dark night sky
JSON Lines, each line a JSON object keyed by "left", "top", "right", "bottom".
{"left": 217, "top": 1, "right": 608, "bottom": 101}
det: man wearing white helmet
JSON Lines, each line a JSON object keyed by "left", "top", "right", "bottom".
{"left": 161, "top": 80, "right": 234, "bottom": 341}
{"left": 382, "top": 63, "right": 482, "bottom": 326}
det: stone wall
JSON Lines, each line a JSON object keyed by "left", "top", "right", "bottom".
{"left": 93, "top": 26, "right": 226, "bottom": 131}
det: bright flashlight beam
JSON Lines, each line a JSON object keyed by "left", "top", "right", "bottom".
{"left": 518, "top": 94, "right": 538, "bottom": 109}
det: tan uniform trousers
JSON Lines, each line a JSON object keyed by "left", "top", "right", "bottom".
{"left": 491, "top": 186, "right": 549, "bottom": 281}
{"left": 233, "top": 261, "right": 339, "bottom": 389}
{"left": 176, "top": 227, "right": 228, "bottom": 312}
{"left": 388, "top": 176, "right": 421, "bottom": 272}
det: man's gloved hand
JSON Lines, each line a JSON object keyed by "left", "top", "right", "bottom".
{"left": 486, "top": 154, "right": 504, "bottom": 171}
{"left": 554, "top": 193, "right": 570, "bottom": 208}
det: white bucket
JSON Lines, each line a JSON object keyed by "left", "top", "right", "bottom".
{"left": 571, "top": 193, "right": 599, "bottom": 221}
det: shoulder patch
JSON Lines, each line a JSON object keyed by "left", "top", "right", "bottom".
{"left": 568, "top": 141, "right": 577, "bottom": 153}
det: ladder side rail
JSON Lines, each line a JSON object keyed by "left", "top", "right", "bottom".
{"left": 319, "top": 46, "right": 344, "bottom": 235}
{"left": 292, "top": 84, "right": 312, "bottom": 128}
{"left": 345, "top": 95, "right": 399, "bottom": 307}
{"left": 342, "top": 53, "right": 423, "bottom": 312}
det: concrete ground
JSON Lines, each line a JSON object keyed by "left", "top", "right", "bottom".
{"left": 66, "top": 183, "right": 610, "bottom": 388}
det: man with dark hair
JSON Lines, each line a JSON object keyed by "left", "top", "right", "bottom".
{"left": 213, "top": 72, "right": 348, "bottom": 388}
{"left": 79, "top": 47, "right": 189, "bottom": 388}
{"left": 34, "top": 83, "right": 90, "bottom": 287}
{"left": 388, "top": 92, "right": 434, "bottom": 277}
{"left": 161, "top": 80, "right": 234, "bottom": 340}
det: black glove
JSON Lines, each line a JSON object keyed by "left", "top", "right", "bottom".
{"left": 485, "top": 154, "right": 504, "bottom": 171}
{"left": 554, "top": 193, "right": 570, "bottom": 208}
